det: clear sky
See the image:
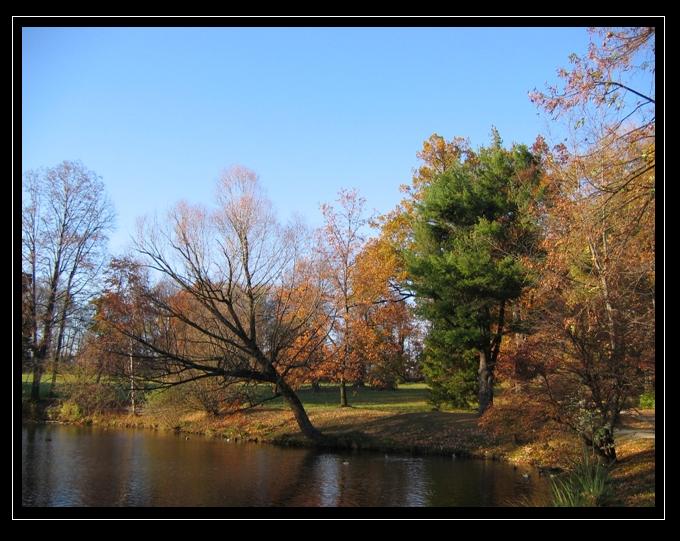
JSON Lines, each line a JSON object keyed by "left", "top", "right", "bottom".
{"left": 22, "top": 26, "right": 592, "bottom": 253}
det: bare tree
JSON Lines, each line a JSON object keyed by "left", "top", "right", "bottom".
{"left": 126, "top": 167, "right": 333, "bottom": 441}
{"left": 319, "top": 189, "right": 368, "bottom": 407}
{"left": 22, "top": 161, "right": 115, "bottom": 401}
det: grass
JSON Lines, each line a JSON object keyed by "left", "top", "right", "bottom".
{"left": 80, "top": 381, "right": 484, "bottom": 456}
{"left": 608, "top": 438, "right": 656, "bottom": 506}
{"left": 268, "top": 383, "right": 435, "bottom": 412}
{"left": 21, "top": 372, "right": 73, "bottom": 384}
{"left": 23, "top": 374, "right": 459, "bottom": 414}
{"left": 551, "top": 451, "right": 613, "bottom": 507}
{"left": 21, "top": 373, "right": 69, "bottom": 399}
{"left": 21, "top": 372, "right": 126, "bottom": 399}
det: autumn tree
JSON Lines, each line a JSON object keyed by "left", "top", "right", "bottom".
{"left": 80, "top": 256, "right": 160, "bottom": 416}
{"left": 21, "top": 161, "right": 115, "bottom": 401}
{"left": 372, "top": 135, "right": 474, "bottom": 387}
{"left": 117, "top": 166, "right": 332, "bottom": 441}
{"left": 319, "top": 189, "right": 369, "bottom": 406}
{"left": 507, "top": 26, "right": 657, "bottom": 461}
{"left": 351, "top": 237, "right": 422, "bottom": 389}
{"left": 376, "top": 134, "right": 473, "bottom": 268}
{"left": 274, "top": 258, "right": 335, "bottom": 391}
{"left": 501, "top": 144, "right": 654, "bottom": 461}
{"left": 530, "top": 27, "right": 654, "bottom": 133}
{"left": 530, "top": 26, "right": 655, "bottom": 235}
{"left": 407, "top": 131, "right": 544, "bottom": 414}
{"left": 529, "top": 26, "right": 655, "bottom": 311}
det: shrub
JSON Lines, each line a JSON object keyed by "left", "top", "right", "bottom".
{"left": 639, "top": 390, "right": 655, "bottom": 409}
{"left": 426, "top": 365, "right": 478, "bottom": 410}
{"left": 59, "top": 401, "right": 84, "bottom": 422}
{"left": 478, "top": 392, "right": 560, "bottom": 445}
{"left": 64, "top": 382, "right": 128, "bottom": 416}
{"left": 184, "top": 378, "right": 242, "bottom": 416}
{"left": 144, "top": 386, "right": 201, "bottom": 427}
{"left": 423, "top": 347, "right": 478, "bottom": 410}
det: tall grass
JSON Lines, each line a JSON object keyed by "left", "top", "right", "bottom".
{"left": 551, "top": 450, "right": 613, "bottom": 507}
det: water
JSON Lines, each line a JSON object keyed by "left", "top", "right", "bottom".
{"left": 21, "top": 424, "right": 550, "bottom": 507}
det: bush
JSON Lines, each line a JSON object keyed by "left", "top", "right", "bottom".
{"left": 144, "top": 386, "right": 198, "bottom": 427}
{"left": 425, "top": 362, "right": 478, "bottom": 409}
{"left": 639, "top": 390, "right": 655, "bottom": 409}
{"left": 184, "top": 378, "right": 241, "bottom": 415}
{"left": 59, "top": 401, "right": 84, "bottom": 422}
{"left": 423, "top": 344, "right": 478, "bottom": 410}
{"left": 478, "top": 393, "right": 559, "bottom": 445}
{"left": 366, "top": 373, "right": 398, "bottom": 391}
{"left": 64, "top": 382, "right": 128, "bottom": 416}
{"left": 551, "top": 451, "right": 613, "bottom": 507}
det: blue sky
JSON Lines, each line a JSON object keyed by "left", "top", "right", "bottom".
{"left": 22, "top": 26, "right": 592, "bottom": 253}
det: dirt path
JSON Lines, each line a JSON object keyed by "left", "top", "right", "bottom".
{"left": 616, "top": 410, "right": 655, "bottom": 441}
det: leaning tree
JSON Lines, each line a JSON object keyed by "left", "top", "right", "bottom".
{"left": 117, "top": 167, "right": 334, "bottom": 441}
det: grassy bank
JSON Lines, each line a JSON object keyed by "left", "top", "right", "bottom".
{"left": 21, "top": 380, "right": 655, "bottom": 506}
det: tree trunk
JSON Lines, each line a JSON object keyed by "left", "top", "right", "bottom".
{"left": 31, "top": 256, "right": 62, "bottom": 402}
{"left": 48, "top": 359, "right": 59, "bottom": 398}
{"left": 30, "top": 363, "right": 43, "bottom": 401}
{"left": 49, "top": 288, "right": 74, "bottom": 398}
{"left": 277, "top": 379, "right": 324, "bottom": 442}
{"left": 48, "top": 315, "right": 68, "bottom": 398}
{"left": 339, "top": 377, "right": 348, "bottom": 407}
{"left": 589, "top": 239, "right": 617, "bottom": 352}
{"left": 340, "top": 302, "right": 351, "bottom": 407}
{"left": 129, "top": 351, "right": 136, "bottom": 416}
{"left": 478, "top": 349, "right": 494, "bottom": 414}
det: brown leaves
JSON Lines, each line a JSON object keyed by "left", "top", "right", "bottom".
{"left": 530, "top": 28, "right": 655, "bottom": 118}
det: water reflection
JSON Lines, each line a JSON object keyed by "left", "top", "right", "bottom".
{"left": 21, "top": 425, "right": 550, "bottom": 507}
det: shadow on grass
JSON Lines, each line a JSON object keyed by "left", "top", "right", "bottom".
{"left": 274, "top": 410, "right": 482, "bottom": 456}
{"left": 608, "top": 445, "right": 656, "bottom": 506}
{"left": 293, "top": 384, "right": 433, "bottom": 411}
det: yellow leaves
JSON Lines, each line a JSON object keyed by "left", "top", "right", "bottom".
{"left": 413, "top": 134, "right": 470, "bottom": 190}
{"left": 353, "top": 238, "right": 396, "bottom": 303}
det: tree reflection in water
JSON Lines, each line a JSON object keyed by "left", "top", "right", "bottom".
{"left": 22, "top": 425, "right": 550, "bottom": 507}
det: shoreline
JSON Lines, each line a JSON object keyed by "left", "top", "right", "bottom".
{"left": 21, "top": 397, "right": 655, "bottom": 507}
{"left": 19, "top": 402, "right": 574, "bottom": 470}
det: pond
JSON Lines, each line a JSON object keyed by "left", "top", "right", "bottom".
{"left": 21, "top": 424, "right": 551, "bottom": 507}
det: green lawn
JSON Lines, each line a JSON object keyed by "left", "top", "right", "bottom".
{"left": 21, "top": 373, "right": 68, "bottom": 399}
{"left": 263, "top": 383, "right": 434, "bottom": 413}
{"left": 22, "top": 372, "right": 460, "bottom": 415}
{"left": 21, "top": 372, "right": 95, "bottom": 400}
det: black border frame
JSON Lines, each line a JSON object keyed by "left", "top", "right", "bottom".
{"left": 12, "top": 15, "right": 664, "bottom": 520}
